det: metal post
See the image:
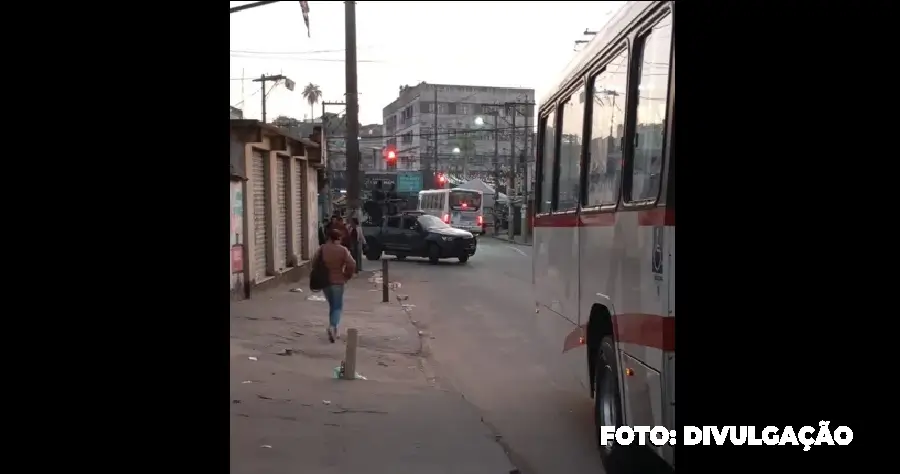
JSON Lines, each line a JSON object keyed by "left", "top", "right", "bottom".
{"left": 381, "top": 259, "right": 389, "bottom": 303}
{"left": 342, "top": 328, "right": 359, "bottom": 380}
{"left": 344, "top": 1, "right": 361, "bottom": 224}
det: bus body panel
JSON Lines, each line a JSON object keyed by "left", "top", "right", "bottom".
{"left": 532, "top": 0, "right": 674, "bottom": 468}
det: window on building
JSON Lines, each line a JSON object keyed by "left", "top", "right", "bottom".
{"left": 587, "top": 48, "right": 629, "bottom": 207}
{"left": 538, "top": 111, "right": 557, "bottom": 213}
{"left": 437, "top": 104, "right": 447, "bottom": 114}
{"left": 556, "top": 86, "right": 585, "bottom": 210}
{"left": 458, "top": 104, "right": 470, "bottom": 115}
{"left": 629, "top": 12, "right": 672, "bottom": 203}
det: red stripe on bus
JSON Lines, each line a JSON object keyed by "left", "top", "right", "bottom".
{"left": 534, "top": 208, "right": 675, "bottom": 228}
{"left": 561, "top": 313, "right": 674, "bottom": 352}
{"left": 613, "top": 313, "right": 675, "bottom": 352}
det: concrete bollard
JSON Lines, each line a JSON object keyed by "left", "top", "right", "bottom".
{"left": 342, "top": 328, "right": 358, "bottom": 380}
{"left": 382, "top": 259, "right": 389, "bottom": 303}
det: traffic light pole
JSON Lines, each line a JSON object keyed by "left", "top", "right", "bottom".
{"left": 344, "top": 1, "right": 361, "bottom": 222}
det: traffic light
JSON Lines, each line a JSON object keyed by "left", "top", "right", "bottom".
{"left": 384, "top": 145, "right": 397, "bottom": 164}
{"left": 437, "top": 172, "right": 445, "bottom": 185}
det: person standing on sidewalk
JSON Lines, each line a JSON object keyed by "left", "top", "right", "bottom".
{"left": 315, "top": 228, "right": 357, "bottom": 343}
{"left": 349, "top": 217, "right": 365, "bottom": 273}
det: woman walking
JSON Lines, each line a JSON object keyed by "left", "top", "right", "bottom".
{"left": 314, "top": 227, "right": 357, "bottom": 343}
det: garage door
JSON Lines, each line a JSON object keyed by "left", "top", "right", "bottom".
{"left": 276, "top": 157, "right": 289, "bottom": 270}
{"left": 294, "top": 160, "right": 305, "bottom": 261}
{"left": 252, "top": 151, "right": 269, "bottom": 281}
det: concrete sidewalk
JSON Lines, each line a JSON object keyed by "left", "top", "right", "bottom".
{"left": 230, "top": 273, "right": 516, "bottom": 474}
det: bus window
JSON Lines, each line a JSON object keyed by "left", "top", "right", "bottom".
{"left": 450, "top": 191, "right": 482, "bottom": 210}
{"left": 629, "top": 12, "right": 672, "bottom": 203}
{"left": 587, "top": 48, "right": 629, "bottom": 208}
{"left": 557, "top": 85, "right": 586, "bottom": 211}
{"left": 538, "top": 112, "right": 556, "bottom": 213}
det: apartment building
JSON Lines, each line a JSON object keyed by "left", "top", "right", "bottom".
{"left": 381, "top": 82, "right": 535, "bottom": 179}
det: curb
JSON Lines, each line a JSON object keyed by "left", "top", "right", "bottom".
{"left": 487, "top": 235, "right": 533, "bottom": 247}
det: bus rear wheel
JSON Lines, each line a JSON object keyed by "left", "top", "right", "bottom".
{"left": 595, "top": 335, "right": 622, "bottom": 465}
{"left": 458, "top": 254, "right": 469, "bottom": 263}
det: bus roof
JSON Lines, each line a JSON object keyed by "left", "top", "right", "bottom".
{"left": 537, "top": 1, "right": 662, "bottom": 113}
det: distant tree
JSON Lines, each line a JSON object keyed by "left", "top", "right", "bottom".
{"left": 272, "top": 115, "right": 302, "bottom": 128}
{"left": 302, "top": 83, "right": 322, "bottom": 120}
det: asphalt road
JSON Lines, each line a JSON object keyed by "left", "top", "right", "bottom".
{"left": 382, "top": 237, "right": 605, "bottom": 474}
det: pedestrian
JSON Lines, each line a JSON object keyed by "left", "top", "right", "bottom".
{"left": 349, "top": 217, "right": 365, "bottom": 272}
{"left": 318, "top": 218, "right": 329, "bottom": 246}
{"left": 313, "top": 227, "right": 357, "bottom": 343}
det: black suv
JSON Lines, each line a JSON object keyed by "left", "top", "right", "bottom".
{"left": 363, "top": 212, "right": 477, "bottom": 264}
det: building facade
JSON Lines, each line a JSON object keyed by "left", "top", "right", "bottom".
{"left": 229, "top": 119, "right": 324, "bottom": 299}
{"left": 381, "top": 82, "right": 535, "bottom": 185}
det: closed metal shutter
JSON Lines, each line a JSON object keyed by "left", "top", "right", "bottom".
{"left": 252, "top": 152, "right": 269, "bottom": 281}
{"left": 276, "top": 157, "right": 289, "bottom": 270}
{"left": 295, "top": 160, "right": 304, "bottom": 261}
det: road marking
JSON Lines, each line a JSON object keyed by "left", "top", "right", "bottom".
{"left": 507, "top": 246, "right": 528, "bottom": 257}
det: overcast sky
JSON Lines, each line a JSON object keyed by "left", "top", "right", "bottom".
{"left": 230, "top": 1, "right": 626, "bottom": 125}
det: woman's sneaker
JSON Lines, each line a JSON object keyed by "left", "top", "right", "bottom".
{"left": 327, "top": 326, "right": 335, "bottom": 343}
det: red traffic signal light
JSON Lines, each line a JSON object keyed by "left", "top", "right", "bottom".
{"left": 384, "top": 145, "right": 397, "bottom": 163}
{"left": 437, "top": 172, "right": 445, "bottom": 184}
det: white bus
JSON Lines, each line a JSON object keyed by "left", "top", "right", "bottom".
{"left": 533, "top": 1, "right": 675, "bottom": 470}
{"left": 417, "top": 188, "right": 484, "bottom": 235}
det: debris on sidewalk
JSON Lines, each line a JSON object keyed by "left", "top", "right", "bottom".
{"left": 276, "top": 349, "right": 294, "bottom": 356}
{"left": 260, "top": 445, "right": 272, "bottom": 449}
{"left": 306, "top": 294, "right": 326, "bottom": 302}
{"left": 248, "top": 356, "right": 258, "bottom": 361}
{"left": 322, "top": 400, "right": 331, "bottom": 405}
{"left": 289, "top": 287, "right": 304, "bottom": 293}
{"left": 333, "top": 361, "right": 368, "bottom": 380}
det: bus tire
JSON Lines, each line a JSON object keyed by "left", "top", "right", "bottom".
{"left": 595, "top": 335, "right": 622, "bottom": 465}
{"left": 458, "top": 254, "right": 468, "bottom": 263}
{"left": 428, "top": 244, "right": 440, "bottom": 264}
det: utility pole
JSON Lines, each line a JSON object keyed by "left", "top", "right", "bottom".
{"left": 432, "top": 87, "right": 439, "bottom": 190}
{"left": 252, "top": 74, "right": 286, "bottom": 123}
{"left": 344, "top": 1, "right": 361, "bottom": 221}
{"left": 492, "top": 111, "right": 500, "bottom": 236}
{"left": 509, "top": 101, "right": 516, "bottom": 240}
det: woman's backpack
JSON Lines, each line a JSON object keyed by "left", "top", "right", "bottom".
{"left": 309, "top": 248, "right": 329, "bottom": 291}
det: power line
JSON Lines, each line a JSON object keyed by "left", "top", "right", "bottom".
{"left": 230, "top": 48, "right": 351, "bottom": 55}
{"left": 229, "top": 53, "right": 385, "bottom": 63}
{"left": 329, "top": 125, "right": 535, "bottom": 141}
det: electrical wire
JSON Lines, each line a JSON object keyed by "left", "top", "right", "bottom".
{"left": 328, "top": 125, "right": 534, "bottom": 141}
{"left": 230, "top": 53, "right": 385, "bottom": 63}
{"left": 230, "top": 48, "right": 351, "bottom": 55}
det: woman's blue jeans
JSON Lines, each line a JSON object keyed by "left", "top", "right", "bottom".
{"left": 322, "top": 284, "right": 345, "bottom": 328}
